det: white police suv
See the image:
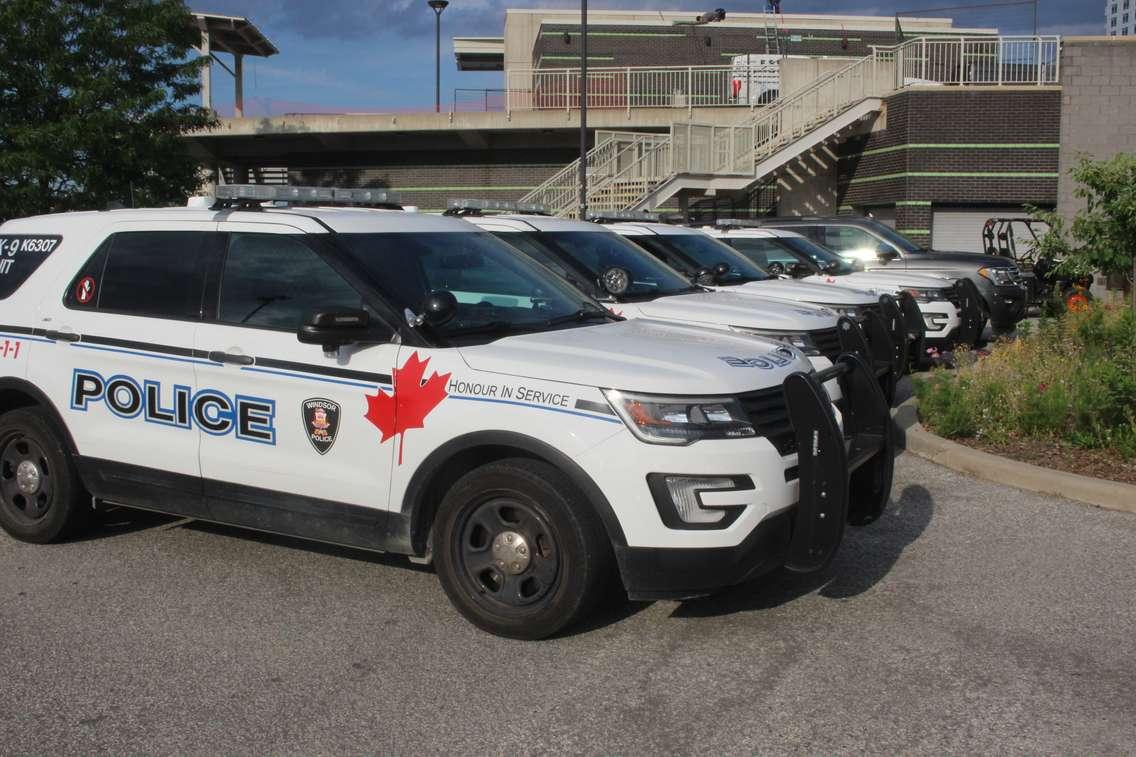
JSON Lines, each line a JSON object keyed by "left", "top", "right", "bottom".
{"left": 701, "top": 223, "right": 984, "bottom": 351}
{"left": 0, "top": 186, "right": 893, "bottom": 639}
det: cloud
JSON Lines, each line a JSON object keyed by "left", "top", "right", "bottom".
{"left": 194, "top": 0, "right": 1100, "bottom": 42}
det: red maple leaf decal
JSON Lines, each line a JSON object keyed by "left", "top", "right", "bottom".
{"left": 364, "top": 351, "right": 451, "bottom": 465}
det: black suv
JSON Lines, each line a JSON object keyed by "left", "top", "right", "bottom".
{"left": 759, "top": 216, "right": 1028, "bottom": 334}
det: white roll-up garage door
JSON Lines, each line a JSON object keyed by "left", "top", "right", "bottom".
{"left": 932, "top": 209, "right": 1029, "bottom": 253}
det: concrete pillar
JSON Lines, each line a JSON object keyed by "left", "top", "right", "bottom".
{"left": 234, "top": 53, "right": 244, "bottom": 118}
{"left": 199, "top": 28, "right": 212, "bottom": 110}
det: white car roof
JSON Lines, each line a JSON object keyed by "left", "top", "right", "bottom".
{"left": 0, "top": 205, "right": 478, "bottom": 236}
{"left": 460, "top": 214, "right": 614, "bottom": 233}
{"left": 604, "top": 222, "right": 698, "bottom": 237}
{"left": 700, "top": 227, "right": 807, "bottom": 239}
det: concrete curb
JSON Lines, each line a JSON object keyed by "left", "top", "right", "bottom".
{"left": 892, "top": 397, "right": 1136, "bottom": 515}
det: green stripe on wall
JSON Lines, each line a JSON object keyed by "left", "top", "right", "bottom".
{"left": 897, "top": 228, "right": 931, "bottom": 235}
{"left": 895, "top": 200, "right": 932, "bottom": 206}
{"left": 539, "top": 55, "right": 616, "bottom": 61}
{"left": 799, "top": 35, "right": 863, "bottom": 42}
{"left": 542, "top": 31, "right": 686, "bottom": 38}
{"left": 842, "top": 143, "right": 1060, "bottom": 159}
{"left": 846, "top": 171, "right": 1059, "bottom": 184}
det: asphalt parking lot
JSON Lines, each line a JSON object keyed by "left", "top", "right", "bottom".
{"left": 2, "top": 451, "right": 1134, "bottom": 754}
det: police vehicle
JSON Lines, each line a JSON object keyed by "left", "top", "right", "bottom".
{"left": 0, "top": 186, "right": 893, "bottom": 639}
{"left": 455, "top": 207, "right": 899, "bottom": 403}
{"left": 700, "top": 223, "right": 985, "bottom": 353}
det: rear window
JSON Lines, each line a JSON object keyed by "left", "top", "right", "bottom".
{"left": 0, "top": 235, "right": 62, "bottom": 299}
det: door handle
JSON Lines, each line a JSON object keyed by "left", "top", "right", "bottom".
{"left": 207, "top": 351, "right": 254, "bottom": 366}
{"left": 44, "top": 329, "right": 80, "bottom": 343}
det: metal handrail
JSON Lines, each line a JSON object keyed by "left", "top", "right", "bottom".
{"left": 505, "top": 63, "right": 778, "bottom": 116}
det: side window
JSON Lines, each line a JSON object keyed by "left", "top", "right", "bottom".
{"left": 729, "top": 238, "right": 795, "bottom": 269}
{"left": 822, "top": 226, "right": 881, "bottom": 253}
{"left": 0, "top": 234, "right": 63, "bottom": 300}
{"left": 217, "top": 233, "right": 362, "bottom": 330}
{"left": 67, "top": 231, "right": 208, "bottom": 318}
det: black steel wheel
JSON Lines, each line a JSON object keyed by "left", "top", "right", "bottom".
{"left": 0, "top": 408, "right": 89, "bottom": 543}
{"left": 457, "top": 496, "right": 560, "bottom": 609}
{"left": 433, "top": 458, "right": 613, "bottom": 639}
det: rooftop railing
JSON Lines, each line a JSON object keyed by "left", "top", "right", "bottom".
{"left": 503, "top": 63, "right": 778, "bottom": 116}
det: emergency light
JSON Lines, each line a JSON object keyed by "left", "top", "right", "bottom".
{"left": 444, "top": 199, "right": 550, "bottom": 216}
{"left": 211, "top": 184, "right": 403, "bottom": 208}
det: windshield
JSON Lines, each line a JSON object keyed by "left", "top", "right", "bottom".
{"left": 861, "top": 218, "right": 924, "bottom": 253}
{"left": 498, "top": 230, "right": 697, "bottom": 301}
{"left": 336, "top": 231, "right": 608, "bottom": 339}
{"left": 776, "top": 236, "right": 858, "bottom": 275}
{"left": 629, "top": 233, "right": 771, "bottom": 284}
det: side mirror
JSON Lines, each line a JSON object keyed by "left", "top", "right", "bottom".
{"left": 712, "top": 262, "right": 731, "bottom": 281}
{"left": 877, "top": 246, "right": 899, "bottom": 261}
{"left": 298, "top": 309, "right": 372, "bottom": 351}
{"left": 598, "top": 266, "right": 631, "bottom": 296}
{"left": 788, "top": 262, "right": 810, "bottom": 278}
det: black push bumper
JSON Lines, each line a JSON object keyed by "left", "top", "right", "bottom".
{"left": 985, "top": 281, "right": 1028, "bottom": 329}
{"left": 615, "top": 353, "right": 895, "bottom": 600}
{"left": 840, "top": 314, "right": 897, "bottom": 406}
{"left": 950, "top": 278, "right": 986, "bottom": 348}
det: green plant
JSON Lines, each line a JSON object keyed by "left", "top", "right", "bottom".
{"left": 1060, "top": 154, "right": 1136, "bottom": 310}
{"left": 915, "top": 302, "right": 1136, "bottom": 460}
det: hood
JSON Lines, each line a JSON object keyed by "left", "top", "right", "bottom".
{"left": 630, "top": 290, "right": 838, "bottom": 331}
{"left": 805, "top": 270, "right": 956, "bottom": 294}
{"left": 911, "top": 250, "right": 1016, "bottom": 268}
{"left": 458, "top": 318, "right": 813, "bottom": 395}
{"left": 727, "top": 278, "right": 877, "bottom": 306}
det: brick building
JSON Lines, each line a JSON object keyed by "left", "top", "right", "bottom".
{"left": 184, "top": 9, "right": 1132, "bottom": 253}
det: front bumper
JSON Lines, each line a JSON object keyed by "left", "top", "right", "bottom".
{"left": 614, "top": 353, "right": 895, "bottom": 600}
{"left": 984, "top": 281, "right": 1028, "bottom": 327}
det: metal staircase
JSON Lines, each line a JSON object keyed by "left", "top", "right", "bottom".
{"left": 522, "top": 36, "right": 1061, "bottom": 218}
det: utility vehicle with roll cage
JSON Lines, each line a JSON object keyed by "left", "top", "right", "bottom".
{"left": 451, "top": 201, "right": 898, "bottom": 404}
{"left": 0, "top": 185, "right": 894, "bottom": 639}
{"left": 701, "top": 221, "right": 985, "bottom": 354}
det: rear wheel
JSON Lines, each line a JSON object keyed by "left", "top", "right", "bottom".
{"left": 433, "top": 458, "right": 613, "bottom": 639}
{"left": 0, "top": 408, "right": 90, "bottom": 543}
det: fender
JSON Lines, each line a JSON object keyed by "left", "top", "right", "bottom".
{"left": 399, "top": 430, "right": 628, "bottom": 555}
{"left": 0, "top": 377, "right": 80, "bottom": 456}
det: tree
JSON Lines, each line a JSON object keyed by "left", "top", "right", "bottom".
{"left": 0, "top": 0, "right": 215, "bottom": 221}
{"left": 1066, "top": 154, "right": 1136, "bottom": 309}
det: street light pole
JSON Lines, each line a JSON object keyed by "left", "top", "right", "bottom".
{"left": 578, "top": 0, "right": 588, "bottom": 220}
{"left": 428, "top": 0, "right": 449, "bottom": 113}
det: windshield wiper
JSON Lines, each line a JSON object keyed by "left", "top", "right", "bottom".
{"left": 445, "top": 320, "right": 543, "bottom": 338}
{"left": 544, "top": 306, "right": 611, "bottom": 326}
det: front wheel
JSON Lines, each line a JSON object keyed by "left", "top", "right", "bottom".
{"left": 433, "top": 458, "right": 613, "bottom": 639}
{"left": 0, "top": 408, "right": 90, "bottom": 543}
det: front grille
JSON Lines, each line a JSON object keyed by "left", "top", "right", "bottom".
{"left": 810, "top": 327, "right": 842, "bottom": 360}
{"left": 738, "top": 386, "right": 796, "bottom": 455}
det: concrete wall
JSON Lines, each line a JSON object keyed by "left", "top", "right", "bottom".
{"left": 1057, "top": 37, "right": 1136, "bottom": 226}
{"left": 779, "top": 57, "right": 855, "bottom": 97}
{"left": 776, "top": 149, "right": 839, "bottom": 215}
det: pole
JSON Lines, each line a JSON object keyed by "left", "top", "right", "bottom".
{"left": 579, "top": 0, "right": 588, "bottom": 220}
{"left": 435, "top": 10, "right": 441, "bottom": 112}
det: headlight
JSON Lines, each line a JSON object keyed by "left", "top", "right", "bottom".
{"left": 602, "top": 390, "right": 755, "bottom": 445}
{"left": 829, "top": 304, "right": 864, "bottom": 319}
{"left": 904, "top": 287, "right": 948, "bottom": 303}
{"left": 727, "top": 326, "right": 819, "bottom": 356}
{"left": 978, "top": 266, "right": 1016, "bottom": 287}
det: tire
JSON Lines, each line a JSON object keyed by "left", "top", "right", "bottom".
{"left": 433, "top": 458, "right": 613, "bottom": 639}
{"left": 0, "top": 408, "right": 91, "bottom": 543}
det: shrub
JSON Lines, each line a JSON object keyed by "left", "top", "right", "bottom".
{"left": 914, "top": 302, "right": 1136, "bottom": 459}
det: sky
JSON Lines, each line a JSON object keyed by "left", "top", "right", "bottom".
{"left": 193, "top": 0, "right": 1097, "bottom": 116}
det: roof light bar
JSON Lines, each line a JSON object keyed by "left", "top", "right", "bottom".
{"left": 713, "top": 218, "right": 768, "bottom": 228}
{"left": 212, "top": 184, "right": 402, "bottom": 207}
{"left": 444, "top": 198, "right": 550, "bottom": 216}
{"left": 587, "top": 210, "right": 661, "bottom": 223}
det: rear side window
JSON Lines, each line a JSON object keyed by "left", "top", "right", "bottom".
{"left": 0, "top": 234, "right": 63, "bottom": 299}
{"left": 67, "top": 231, "right": 209, "bottom": 319}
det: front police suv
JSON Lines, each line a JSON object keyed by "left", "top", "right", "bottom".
{"left": 0, "top": 186, "right": 894, "bottom": 639}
